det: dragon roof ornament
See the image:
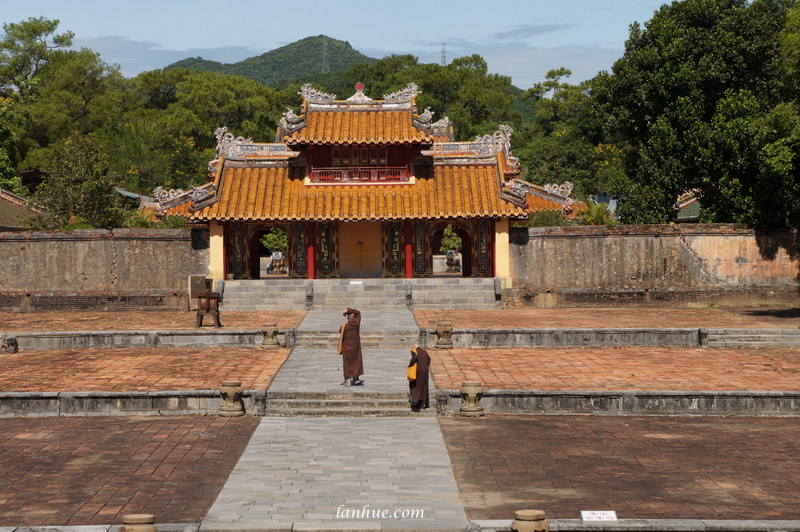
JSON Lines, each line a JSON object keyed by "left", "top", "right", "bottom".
{"left": 279, "top": 107, "right": 305, "bottom": 132}
{"left": 383, "top": 83, "right": 420, "bottom": 102}
{"left": 214, "top": 127, "right": 254, "bottom": 159}
{"left": 299, "top": 84, "right": 337, "bottom": 103}
{"left": 543, "top": 182, "right": 574, "bottom": 198}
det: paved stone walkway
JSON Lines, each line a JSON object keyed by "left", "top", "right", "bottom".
{"left": 203, "top": 418, "right": 467, "bottom": 531}
{"left": 204, "top": 309, "right": 466, "bottom": 531}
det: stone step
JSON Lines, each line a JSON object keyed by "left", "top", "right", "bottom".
{"left": 264, "top": 407, "right": 435, "bottom": 417}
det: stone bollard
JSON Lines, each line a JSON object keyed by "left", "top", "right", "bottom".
{"left": 261, "top": 323, "right": 279, "bottom": 346}
{"left": 219, "top": 380, "right": 244, "bottom": 417}
{"left": 120, "top": 514, "right": 157, "bottom": 532}
{"left": 0, "top": 336, "right": 18, "bottom": 354}
{"left": 459, "top": 381, "right": 484, "bottom": 417}
{"left": 511, "top": 510, "right": 549, "bottom": 532}
{"left": 434, "top": 322, "right": 454, "bottom": 348}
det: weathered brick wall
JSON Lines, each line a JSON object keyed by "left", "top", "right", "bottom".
{"left": 0, "top": 229, "right": 208, "bottom": 311}
{"left": 510, "top": 224, "right": 799, "bottom": 307}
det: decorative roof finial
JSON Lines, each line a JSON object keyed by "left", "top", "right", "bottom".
{"left": 346, "top": 82, "right": 373, "bottom": 102}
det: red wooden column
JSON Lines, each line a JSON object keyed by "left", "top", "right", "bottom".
{"left": 404, "top": 220, "right": 413, "bottom": 279}
{"left": 306, "top": 221, "right": 316, "bottom": 280}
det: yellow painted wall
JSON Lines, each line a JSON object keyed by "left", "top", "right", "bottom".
{"left": 209, "top": 221, "right": 225, "bottom": 282}
{"left": 495, "top": 218, "right": 512, "bottom": 287}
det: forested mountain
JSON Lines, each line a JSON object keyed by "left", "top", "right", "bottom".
{"left": 167, "top": 35, "right": 377, "bottom": 87}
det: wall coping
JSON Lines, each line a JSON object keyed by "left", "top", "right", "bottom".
{"left": 0, "top": 228, "right": 194, "bottom": 242}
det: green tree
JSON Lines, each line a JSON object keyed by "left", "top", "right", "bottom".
{"left": 0, "top": 17, "right": 73, "bottom": 97}
{"left": 29, "top": 134, "right": 124, "bottom": 229}
{"left": 590, "top": 0, "right": 795, "bottom": 225}
{"left": 260, "top": 227, "right": 288, "bottom": 252}
{"left": 439, "top": 225, "right": 462, "bottom": 253}
{"left": 0, "top": 95, "right": 24, "bottom": 191}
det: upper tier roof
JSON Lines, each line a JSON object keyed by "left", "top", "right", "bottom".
{"left": 277, "top": 83, "right": 452, "bottom": 145}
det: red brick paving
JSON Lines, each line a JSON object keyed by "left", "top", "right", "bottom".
{"left": 431, "top": 347, "right": 800, "bottom": 391}
{"left": 414, "top": 307, "right": 800, "bottom": 329}
{"left": 0, "top": 310, "right": 306, "bottom": 332}
{"left": 0, "top": 347, "right": 290, "bottom": 391}
{"left": 440, "top": 414, "right": 800, "bottom": 521}
{"left": 0, "top": 416, "right": 259, "bottom": 526}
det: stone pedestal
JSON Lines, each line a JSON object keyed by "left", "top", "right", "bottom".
{"left": 1, "top": 336, "right": 18, "bottom": 354}
{"left": 459, "top": 381, "right": 484, "bottom": 417}
{"left": 261, "top": 323, "right": 279, "bottom": 346}
{"left": 120, "top": 514, "right": 157, "bottom": 532}
{"left": 435, "top": 322, "right": 454, "bottom": 348}
{"left": 511, "top": 510, "right": 549, "bottom": 532}
{"left": 219, "top": 380, "right": 244, "bottom": 417}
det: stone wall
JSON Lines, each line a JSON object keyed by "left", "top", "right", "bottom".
{"left": 509, "top": 224, "right": 799, "bottom": 307}
{"left": 0, "top": 229, "right": 208, "bottom": 311}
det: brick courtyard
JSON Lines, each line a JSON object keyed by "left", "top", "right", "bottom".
{"left": 0, "top": 347, "right": 291, "bottom": 391}
{"left": 440, "top": 414, "right": 800, "bottom": 520}
{"left": 430, "top": 346, "right": 800, "bottom": 391}
{"left": 0, "top": 416, "right": 259, "bottom": 526}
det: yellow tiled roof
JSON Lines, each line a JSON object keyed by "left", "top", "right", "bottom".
{"left": 281, "top": 110, "right": 433, "bottom": 145}
{"left": 187, "top": 163, "right": 527, "bottom": 222}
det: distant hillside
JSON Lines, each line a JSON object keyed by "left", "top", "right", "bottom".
{"left": 167, "top": 35, "right": 377, "bottom": 87}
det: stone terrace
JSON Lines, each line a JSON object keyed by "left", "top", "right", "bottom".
{"left": 414, "top": 307, "right": 800, "bottom": 329}
{"left": 431, "top": 346, "right": 800, "bottom": 391}
{"left": 0, "top": 310, "right": 306, "bottom": 332}
{"left": 0, "top": 347, "right": 290, "bottom": 391}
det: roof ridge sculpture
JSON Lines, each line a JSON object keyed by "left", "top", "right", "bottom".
{"left": 299, "top": 84, "right": 337, "bottom": 103}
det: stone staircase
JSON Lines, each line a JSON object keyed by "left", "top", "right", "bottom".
{"left": 294, "top": 330, "right": 419, "bottom": 349}
{"left": 220, "top": 277, "right": 499, "bottom": 311}
{"left": 264, "top": 391, "right": 436, "bottom": 417}
{"left": 703, "top": 328, "right": 800, "bottom": 348}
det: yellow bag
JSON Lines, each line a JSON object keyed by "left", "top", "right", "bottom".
{"left": 407, "top": 362, "right": 418, "bottom": 381}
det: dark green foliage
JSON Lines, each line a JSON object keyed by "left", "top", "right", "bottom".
{"left": 29, "top": 134, "right": 125, "bottom": 230}
{"left": 522, "top": 210, "right": 576, "bottom": 227}
{"left": 166, "top": 36, "right": 377, "bottom": 87}
{"left": 590, "top": 0, "right": 798, "bottom": 227}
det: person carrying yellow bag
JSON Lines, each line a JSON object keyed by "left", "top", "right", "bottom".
{"left": 408, "top": 344, "right": 430, "bottom": 412}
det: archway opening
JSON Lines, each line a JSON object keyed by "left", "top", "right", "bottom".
{"left": 431, "top": 223, "right": 472, "bottom": 277}
{"left": 249, "top": 227, "right": 290, "bottom": 279}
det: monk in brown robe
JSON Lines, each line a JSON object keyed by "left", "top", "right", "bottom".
{"left": 408, "top": 344, "right": 430, "bottom": 411}
{"left": 338, "top": 308, "right": 364, "bottom": 386}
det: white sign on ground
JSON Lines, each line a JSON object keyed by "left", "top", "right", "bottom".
{"left": 581, "top": 511, "right": 618, "bottom": 522}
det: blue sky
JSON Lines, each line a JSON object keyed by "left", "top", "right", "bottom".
{"left": 1, "top": 0, "right": 666, "bottom": 89}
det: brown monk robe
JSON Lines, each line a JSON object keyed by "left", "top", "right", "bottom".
{"left": 408, "top": 344, "right": 430, "bottom": 411}
{"left": 338, "top": 308, "right": 364, "bottom": 386}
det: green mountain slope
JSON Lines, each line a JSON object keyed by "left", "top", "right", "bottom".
{"left": 166, "top": 35, "right": 377, "bottom": 87}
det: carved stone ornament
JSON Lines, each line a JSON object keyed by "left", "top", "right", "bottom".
{"left": 431, "top": 116, "right": 451, "bottom": 128}
{"left": 543, "top": 182, "right": 574, "bottom": 198}
{"left": 280, "top": 107, "right": 305, "bottom": 132}
{"left": 459, "top": 381, "right": 485, "bottom": 417}
{"left": 418, "top": 107, "right": 434, "bottom": 123}
{"left": 383, "top": 82, "right": 420, "bottom": 102}
{"left": 299, "top": 83, "right": 337, "bottom": 103}
{"left": 153, "top": 186, "right": 186, "bottom": 204}
{"left": 214, "top": 126, "right": 254, "bottom": 159}
{"left": 475, "top": 124, "right": 513, "bottom": 154}
{"left": 219, "top": 380, "right": 244, "bottom": 416}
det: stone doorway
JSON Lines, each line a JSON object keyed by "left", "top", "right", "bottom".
{"left": 338, "top": 221, "right": 383, "bottom": 277}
